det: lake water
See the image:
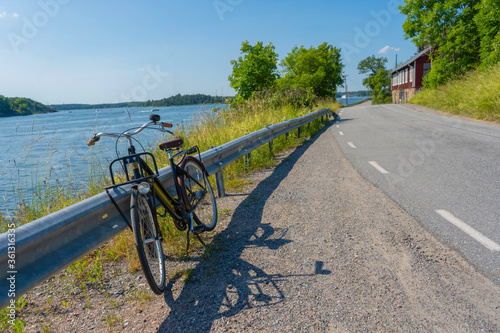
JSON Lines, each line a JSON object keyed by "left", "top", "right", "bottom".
{"left": 339, "top": 97, "right": 370, "bottom": 106}
{"left": 0, "top": 104, "right": 221, "bottom": 215}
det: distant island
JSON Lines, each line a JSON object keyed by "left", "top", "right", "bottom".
{"left": 51, "top": 94, "right": 230, "bottom": 111}
{"left": 0, "top": 95, "right": 56, "bottom": 117}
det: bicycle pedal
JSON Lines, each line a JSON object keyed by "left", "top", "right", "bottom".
{"left": 190, "top": 225, "right": 205, "bottom": 234}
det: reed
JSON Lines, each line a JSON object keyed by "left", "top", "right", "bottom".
{"left": 410, "top": 63, "right": 500, "bottom": 123}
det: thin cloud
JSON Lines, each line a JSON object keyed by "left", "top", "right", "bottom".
{"left": 0, "top": 11, "right": 19, "bottom": 18}
{"left": 378, "top": 46, "right": 401, "bottom": 54}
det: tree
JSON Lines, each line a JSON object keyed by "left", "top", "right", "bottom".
{"left": 357, "top": 56, "right": 391, "bottom": 104}
{"left": 475, "top": 0, "right": 500, "bottom": 67}
{"left": 400, "top": 0, "right": 492, "bottom": 87}
{"left": 228, "top": 41, "right": 279, "bottom": 100}
{"left": 0, "top": 95, "right": 14, "bottom": 116}
{"left": 279, "top": 43, "right": 344, "bottom": 98}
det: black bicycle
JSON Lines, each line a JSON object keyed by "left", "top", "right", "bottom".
{"left": 88, "top": 113, "right": 217, "bottom": 294}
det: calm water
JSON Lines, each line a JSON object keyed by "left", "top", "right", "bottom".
{"left": 339, "top": 97, "right": 370, "bottom": 106}
{"left": 0, "top": 104, "right": 221, "bottom": 215}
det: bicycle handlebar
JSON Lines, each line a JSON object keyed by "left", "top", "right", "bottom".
{"left": 87, "top": 113, "right": 174, "bottom": 146}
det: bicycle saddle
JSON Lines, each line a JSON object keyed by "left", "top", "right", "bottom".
{"left": 159, "top": 138, "right": 184, "bottom": 150}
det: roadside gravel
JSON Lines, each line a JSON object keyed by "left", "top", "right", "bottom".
{"left": 18, "top": 119, "right": 500, "bottom": 332}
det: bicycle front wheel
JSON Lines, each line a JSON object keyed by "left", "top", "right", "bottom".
{"left": 179, "top": 157, "right": 217, "bottom": 231}
{"left": 130, "top": 189, "right": 166, "bottom": 294}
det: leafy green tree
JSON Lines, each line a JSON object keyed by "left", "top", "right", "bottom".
{"left": 279, "top": 43, "right": 344, "bottom": 98}
{"left": 475, "top": 0, "right": 500, "bottom": 67}
{"left": 11, "top": 98, "right": 30, "bottom": 115}
{"left": 371, "top": 69, "right": 392, "bottom": 104}
{"left": 228, "top": 41, "right": 279, "bottom": 100}
{"left": 400, "top": 0, "right": 487, "bottom": 87}
{"left": 357, "top": 56, "right": 391, "bottom": 104}
{"left": 0, "top": 95, "right": 14, "bottom": 116}
{"left": 2, "top": 97, "right": 55, "bottom": 116}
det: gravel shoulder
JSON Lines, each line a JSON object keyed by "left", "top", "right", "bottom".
{"left": 16, "top": 120, "right": 500, "bottom": 332}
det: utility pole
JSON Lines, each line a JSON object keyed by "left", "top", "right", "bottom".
{"left": 345, "top": 74, "right": 348, "bottom": 106}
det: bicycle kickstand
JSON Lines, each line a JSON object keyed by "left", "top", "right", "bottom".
{"left": 185, "top": 214, "right": 206, "bottom": 252}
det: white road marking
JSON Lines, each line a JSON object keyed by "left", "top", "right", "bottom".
{"left": 435, "top": 210, "right": 500, "bottom": 252}
{"left": 336, "top": 125, "right": 340, "bottom": 128}
{"left": 347, "top": 142, "right": 356, "bottom": 148}
{"left": 369, "top": 161, "right": 389, "bottom": 174}
{"left": 339, "top": 131, "right": 344, "bottom": 136}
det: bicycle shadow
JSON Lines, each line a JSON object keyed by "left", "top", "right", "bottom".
{"left": 158, "top": 122, "right": 334, "bottom": 332}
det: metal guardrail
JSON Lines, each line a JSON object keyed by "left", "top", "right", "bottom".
{"left": 0, "top": 107, "right": 334, "bottom": 308}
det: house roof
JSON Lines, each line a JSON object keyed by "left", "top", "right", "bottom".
{"left": 391, "top": 47, "right": 431, "bottom": 74}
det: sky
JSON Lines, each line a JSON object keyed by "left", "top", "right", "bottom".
{"left": 0, "top": 0, "right": 417, "bottom": 105}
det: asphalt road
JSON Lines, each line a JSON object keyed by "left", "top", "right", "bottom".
{"left": 331, "top": 102, "right": 500, "bottom": 285}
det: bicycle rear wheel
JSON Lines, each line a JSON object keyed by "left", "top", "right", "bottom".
{"left": 130, "top": 189, "right": 166, "bottom": 294}
{"left": 179, "top": 157, "right": 217, "bottom": 231}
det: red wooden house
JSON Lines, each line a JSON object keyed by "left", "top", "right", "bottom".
{"left": 391, "top": 48, "right": 431, "bottom": 103}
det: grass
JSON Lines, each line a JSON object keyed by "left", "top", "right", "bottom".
{"left": 410, "top": 63, "right": 500, "bottom": 123}
{"left": 0, "top": 297, "right": 27, "bottom": 332}
{"left": 1, "top": 94, "right": 341, "bottom": 312}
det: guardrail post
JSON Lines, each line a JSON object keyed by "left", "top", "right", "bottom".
{"left": 298, "top": 127, "right": 301, "bottom": 138}
{"left": 244, "top": 153, "right": 251, "bottom": 170}
{"left": 215, "top": 171, "right": 225, "bottom": 198}
{"left": 285, "top": 132, "right": 289, "bottom": 140}
{"left": 268, "top": 140, "right": 273, "bottom": 154}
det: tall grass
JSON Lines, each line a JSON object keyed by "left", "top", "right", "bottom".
{"left": 410, "top": 63, "right": 500, "bottom": 122}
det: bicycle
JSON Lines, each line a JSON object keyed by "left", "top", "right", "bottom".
{"left": 87, "top": 113, "right": 217, "bottom": 294}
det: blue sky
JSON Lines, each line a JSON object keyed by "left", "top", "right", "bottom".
{"left": 0, "top": 0, "right": 416, "bottom": 105}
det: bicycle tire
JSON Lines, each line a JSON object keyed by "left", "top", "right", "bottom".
{"left": 178, "top": 156, "right": 217, "bottom": 231}
{"left": 130, "top": 189, "right": 166, "bottom": 294}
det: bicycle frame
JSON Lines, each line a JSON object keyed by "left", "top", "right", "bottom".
{"left": 89, "top": 114, "right": 209, "bottom": 233}
{"left": 142, "top": 145, "right": 206, "bottom": 219}
{"left": 104, "top": 141, "right": 205, "bottom": 229}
